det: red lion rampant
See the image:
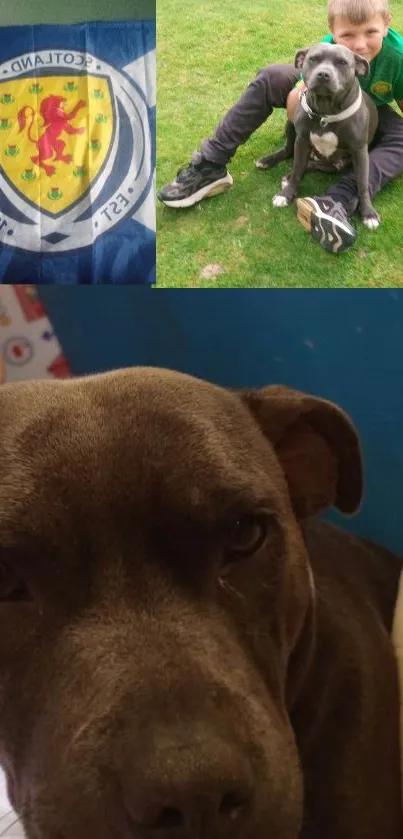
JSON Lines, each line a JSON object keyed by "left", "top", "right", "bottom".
{"left": 18, "top": 95, "right": 86, "bottom": 177}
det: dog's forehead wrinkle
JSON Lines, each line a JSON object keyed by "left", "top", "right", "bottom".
{"left": 0, "top": 367, "right": 261, "bottom": 466}
{"left": 309, "top": 43, "right": 352, "bottom": 59}
{"left": 306, "top": 47, "right": 355, "bottom": 76}
{"left": 34, "top": 391, "right": 272, "bottom": 502}
{"left": 0, "top": 372, "right": 281, "bottom": 554}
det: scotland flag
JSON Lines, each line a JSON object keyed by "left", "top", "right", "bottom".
{"left": 0, "top": 21, "right": 155, "bottom": 284}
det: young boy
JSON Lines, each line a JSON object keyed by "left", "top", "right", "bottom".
{"left": 158, "top": 0, "right": 403, "bottom": 254}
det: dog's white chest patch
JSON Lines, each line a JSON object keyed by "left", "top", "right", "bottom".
{"left": 309, "top": 131, "right": 338, "bottom": 158}
{"left": 392, "top": 569, "right": 403, "bottom": 808}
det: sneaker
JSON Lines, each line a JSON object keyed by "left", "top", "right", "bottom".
{"left": 295, "top": 196, "right": 357, "bottom": 254}
{"left": 158, "top": 151, "right": 233, "bottom": 209}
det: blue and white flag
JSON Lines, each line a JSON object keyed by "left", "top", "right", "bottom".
{"left": 0, "top": 20, "right": 155, "bottom": 284}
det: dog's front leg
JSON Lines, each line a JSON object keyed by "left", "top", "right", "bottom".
{"left": 272, "top": 134, "right": 312, "bottom": 207}
{"left": 351, "top": 145, "right": 381, "bottom": 229}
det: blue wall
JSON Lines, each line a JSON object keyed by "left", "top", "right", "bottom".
{"left": 40, "top": 288, "right": 403, "bottom": 555}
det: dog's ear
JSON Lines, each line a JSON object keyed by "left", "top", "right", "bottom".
{"left": 294, "top": 48, "right": 311, "bottom": 69}
{"left": 239, "top": 385, "right": 363, "bottom": 519}
{"left": 354, "top": 52, "right": 370, "bottom": 77}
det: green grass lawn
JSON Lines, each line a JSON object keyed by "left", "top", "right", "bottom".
{"left": 157, "top": 0, "right": 403, "bottom": 287}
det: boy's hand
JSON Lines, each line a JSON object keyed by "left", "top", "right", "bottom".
{"left": 287, "top": 85, "right": 306, "bottom": 123}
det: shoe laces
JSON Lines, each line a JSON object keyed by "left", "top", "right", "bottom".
{"left": 175, "top": 151, "right": 203, "bottom": 181}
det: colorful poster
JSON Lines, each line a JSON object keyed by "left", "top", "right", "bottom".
{"left": 0, "top": 20, "right": 155, "bottom": 284}
{"left": 0, "top": 285, "right": 71, "bottom": 380}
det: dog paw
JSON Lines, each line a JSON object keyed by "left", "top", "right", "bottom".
{"left": 272, "top": 194, "right": 290, "bottom": 207}
{"left": 256, "top": 156, "right": 272, "bottom": 169}
{"left": 362, "top": 212, "right": 381, "bottom": 230}
{"left": 281, "top": 176, "right": 290, "bottom": 189}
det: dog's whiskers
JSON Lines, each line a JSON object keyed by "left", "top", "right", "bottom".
{"left": 218, "top": 578, "right": 245, "bottom": 600}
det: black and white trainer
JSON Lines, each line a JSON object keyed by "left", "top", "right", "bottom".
{"left": 158, "top": 151, "right": 233, "bottom": 209}
{"left": 296, "top": 196, "right": 357, "bottom": 254}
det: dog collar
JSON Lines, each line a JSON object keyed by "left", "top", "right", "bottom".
{"left": 300, "top": 87, "right": 363, "bottom": 127}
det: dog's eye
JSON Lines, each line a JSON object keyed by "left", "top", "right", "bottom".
{"left": 224, "top": 514, "right": 269, "bottom": 559}
{"left": 337, "top": 58, "right": 348, "bottom": 65}
{"left": 0, "top": 561, "right": 30, "bottom": 602}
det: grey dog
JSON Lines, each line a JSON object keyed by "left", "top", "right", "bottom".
{"left": 258, "top": 43, "right": 380, "bottom": 228}
{"left": 0, "top": 368, "right": 402, "bottom": 838}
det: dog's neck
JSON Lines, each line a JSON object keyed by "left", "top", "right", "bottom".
{"left": 302, "top": 81, "right": 362, "bottom": 125}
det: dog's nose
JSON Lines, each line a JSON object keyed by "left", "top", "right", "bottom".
{"left": 316, "top": 69, "right": 331, "bottom": 81}
{"left": 127, "top": 787, "right": 251, "bottom": 832}
{"left": 123, "top": 769, "right": 253, "bottom": 836}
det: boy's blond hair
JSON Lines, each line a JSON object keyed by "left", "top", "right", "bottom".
{"left": 328, "top": 0, "right": 390, "bottom": 26}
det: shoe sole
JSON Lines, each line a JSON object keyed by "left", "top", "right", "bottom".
{"left": 158, "top": 173, "right": 233, "bottom": 209}
{"left": 296, "top": 197, "right": 357, "bottom": 254}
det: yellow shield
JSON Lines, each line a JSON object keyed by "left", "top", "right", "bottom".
{"left": 371, "top": 80, "right": 392, "bottom": 96}
{"left": 0, "top": 75, "right": 114, "bottom": 215}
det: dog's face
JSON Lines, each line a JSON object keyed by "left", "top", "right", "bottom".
{"left": 295, "top": 43, "right": 370, "bottom": 96}
{"left": 0, "top": 368, "right": 362, "bottom": 839}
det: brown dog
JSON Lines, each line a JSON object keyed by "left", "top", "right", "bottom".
{"left": 0, "top": 367, "right": 402, "bottom": 839}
